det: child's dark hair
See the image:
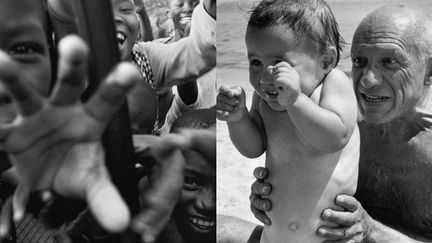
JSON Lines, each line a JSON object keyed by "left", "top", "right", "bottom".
{"left": 170, "top": 108, "right": 216, "bottom": 133}
{"left": 248, "top": 0, "right": 344, "bottom": 65}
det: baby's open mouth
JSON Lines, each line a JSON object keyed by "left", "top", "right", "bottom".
{"left": 0, "top": 95, "right": 12, "bottom": 105}
{"left": 116, "top": 32, "right": 126, "bottom": 49}
{"left": 189, "top": 216, "right": 215, "bottom": 231}
{"left": 361, "top": 93, "right": 389, "bottom": 103}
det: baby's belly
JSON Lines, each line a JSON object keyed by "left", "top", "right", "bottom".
{"left": 261, "top": 151, "right": 357, "bottom": 243}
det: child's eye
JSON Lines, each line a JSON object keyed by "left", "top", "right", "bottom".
{"left": 183, "top": 176, "right": 201, "bottom": 191}
{"left": 9, "top": 43, "right": 45, "bottom": 62}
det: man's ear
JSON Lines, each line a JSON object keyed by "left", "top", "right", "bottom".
{"left": 321, "top": 46, "right": 337, "bottom": 72}
{"left": 424, "top": 57, "right": 432, "bottom": 86}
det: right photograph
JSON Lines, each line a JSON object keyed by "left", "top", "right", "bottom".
{"left": 216, "top": 0, "right": 432, "bottom": 242}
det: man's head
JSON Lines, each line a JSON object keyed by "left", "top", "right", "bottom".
{"left": 167, "top": 0, "right": 200, "bottom": 37}
{"left": 0, "top": 0, "right": 51, "bottom": 123}
{"left": 170, "top": 108, "right": 216, "bottom": 242}
{"left": 246, "top": 0, "right": 342, "bottom": 111}
{"left": 351, "top": 5, "right": 432, "bottom": 124}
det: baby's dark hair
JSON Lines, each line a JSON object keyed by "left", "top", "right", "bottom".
{"left": 248, "top": 0, "right": 344, "bottom": 65}
{"left": 170, "top": 108, "right": 216, "bottom": 133}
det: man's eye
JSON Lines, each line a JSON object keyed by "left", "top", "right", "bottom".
{"left": 382, "top": 58, "right": 399, "bottom": 68}
{"left": 352, "top": 57, "right": 367, "bottom": 68}
{"left": 183, "top": 176, "right": 200, "bottom": 191}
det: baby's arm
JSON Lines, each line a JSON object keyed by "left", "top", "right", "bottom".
{"left": 273, "top": 62, "right": 357, "bottom": 152}
{"left": 217, "top": 86, "right": 266, "bottom": 158}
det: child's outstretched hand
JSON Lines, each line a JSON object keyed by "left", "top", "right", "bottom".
{"left": 216, "top": 85, "right": 247, "bottom": 123}
{"left": 268, "top": 62, "right": 301, "bottom": 107}
{"left": 0, "top": 35, "right": 140, "bottom": 235}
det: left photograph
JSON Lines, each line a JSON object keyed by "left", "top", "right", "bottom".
{"left": 0, "top": 0, "right": 215, "bottom": 242}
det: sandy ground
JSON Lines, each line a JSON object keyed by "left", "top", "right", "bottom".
{"left": 216, "top": 68, "right": 265, "bottom": 225}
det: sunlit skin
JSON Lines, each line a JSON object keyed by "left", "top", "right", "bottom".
{"left": 250, "top": 6, "right": 432, "bottom": 242}
{"left": 173, "top": 150, "right": 215, "bottom": 242}
{"left": 217, "top": 21, "right": 359, "bottom": 241}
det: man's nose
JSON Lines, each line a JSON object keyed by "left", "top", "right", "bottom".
{"left": 359, "top": 69, "right": 382, "bottom": 89}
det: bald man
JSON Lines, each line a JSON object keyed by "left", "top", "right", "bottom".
{"left": 230, "top": 4, "right": 432, "bottom": 243}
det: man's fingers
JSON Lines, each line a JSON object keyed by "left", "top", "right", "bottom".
{"left": 85, "top": 62, "right": 139, "bottom": 123}
{"left": 316, "top": 225, "right": 346, "bottom": 240}
{"left": 253, "top": 167, "right": 268, "bottom": 180}
{"left": 12, "top": 183, "right": 31, "bottom": 222}
{"left": 335, "top": 194, "right": 359, "bottom": 212}
{"left": 51, "top": 35, "right": 89, "bottom": 106}
{"left": 251, "top": 180, "right": 271, "bottom": 196}
{"left": 321, "top": 209, "right": 356, "bottom": 226}
{"left": 85, "top": 174, "right": 130, "bottom": 233}
{"left": 0, "top": 52, "right": 43, "bottom": 116}
{"left": 249, "top": 195, "right": 271, "bottom": 225}
{"left": 0, "top": 197, "right": 13, "bottom": 239}
{"left": 249, "top": 194, "right": 271, "bottom": 212}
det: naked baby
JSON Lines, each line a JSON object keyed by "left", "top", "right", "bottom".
{"left": 216, "top": 0, "right": 360, "bottom": 242}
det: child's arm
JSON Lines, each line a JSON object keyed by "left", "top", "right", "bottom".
{"left": 217, "top": 85, "right": 266, "bottom": 158}
{"left": 273, "top": 62, "right": 357, "bottom": 152}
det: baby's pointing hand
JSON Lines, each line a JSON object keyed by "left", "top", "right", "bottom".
{"left": 268, "top": 62, "right": 301, "bottom": 107}
{"left": 216, "top": 85, "right": 247, "bottom": 123}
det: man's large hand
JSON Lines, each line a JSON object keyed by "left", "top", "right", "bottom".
{"left": 250, "top": 167, "right": 272, "bottom": 226}
{"left": 0, "top": 35, "right": 140, "bottom": 234}
{"left": 317, "top": 194, "right": 373, "bottom": 243}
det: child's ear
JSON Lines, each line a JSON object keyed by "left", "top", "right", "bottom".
{"left": 424, "top": 57, "right": 432, "bottom": 86}
{"left": 166, "top": 9, "right": 172, "bottom": 19}
{"left": 321, "top": 46, "right": 337, "bottom": 72}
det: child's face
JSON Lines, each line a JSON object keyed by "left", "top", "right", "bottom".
{"left": 173, "top": 150, "right": 216, "bottom": 242}
{"left": 111, "top": 0, "right": 139, "bottom": 61}
{"left": 0, "top": 0, "right": 51, "bottom": 123}
{"left": 168, "top": 0, "right": 200, "bottom": 32}
{"left": 246, "top": 25, "right": 326, "bottom": 111}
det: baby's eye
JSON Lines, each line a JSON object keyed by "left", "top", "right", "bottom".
{"left": 9, "top": 43, "right": 45, "bottom": 62}
{"left": 183, "top": 176, "right": 201, "bottom": 191}
{"left": 250, "top": 59, "right": 263, "bottom": 67}
{"left": 352, "top": 57, "right": 367, "bottom": 68}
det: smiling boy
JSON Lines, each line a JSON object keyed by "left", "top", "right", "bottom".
{"left": 217, "top": 0, "right": 359, "bottom": 242}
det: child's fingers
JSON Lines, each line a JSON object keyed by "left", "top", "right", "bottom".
{"left": 218, "top": 85, "right": 242, "bottom": 98}
{"left": 216, "top": 100, "right": 237, "bottom": 112}
{"left": 217, "top": 92, "right": 240, "bottom": 106}
{"left": 12, "top": 183, "right": 31, "bottom": 222}
{"left": 0, "top": 52, "right": 43, "bottom": 117}
{"left": 51, "top": 35, "right": 89, "bottom": 106}
{"left": 216, "top": 109, "right": 231, "bottom": 120}
{"left": 85, "top": 168, "right": 130, "bottom": 233}
{"left": 0, "top": 197, "right": 13, "bottom": 239}
{"left": 84, "top": 62, "right": 139, "bottom": 123}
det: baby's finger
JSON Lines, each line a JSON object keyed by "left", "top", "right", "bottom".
{"left": 216, "top": 100, "right": 237, "bottom": 112}
{"left": 219, "top": 85, "right": 239, "bottom": 98}
{"left": 217, "top": 93, "right": 239, "bottom": 106}
{"left": 216, "top": 109, "right": 231, "bottom": 120}
{"left": 51, "top": 35, "right": 89, "bottom": 106}
{"left": 0, "top": 52, "right": 43, "bottom": 116}
{"left": 12, "top": 183, "right": 31, "bottom": 222}
{"left": 0, "top": 197, "right": 13, "bottom": 239}
{"left": 85, "top": 62, "right": 139, "bottom": 123}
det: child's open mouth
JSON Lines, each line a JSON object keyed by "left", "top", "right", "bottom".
{"left": 189, "top": 216, "right": 215, "bottom": 232}
{"left": 179, "top": 15, "right": 192, "bottom": 25}
{"left": 116, "top": 32, "right": 126, "bottom": 49}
